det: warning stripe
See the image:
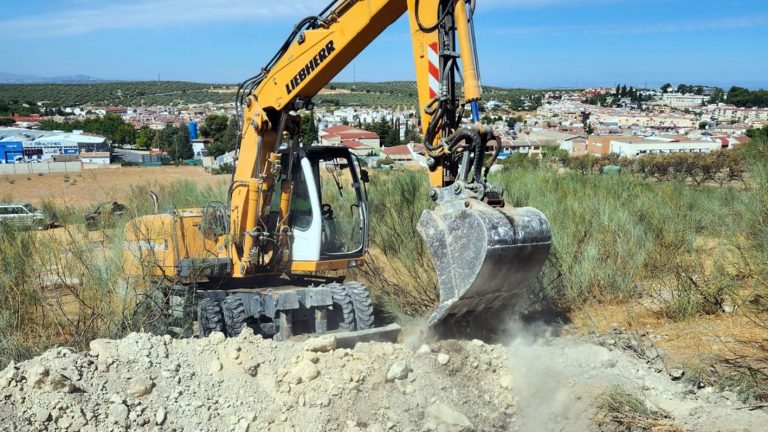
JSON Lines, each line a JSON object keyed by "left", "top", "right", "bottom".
{"left": 428, "top": 42, "right": 440, "bottom": 99}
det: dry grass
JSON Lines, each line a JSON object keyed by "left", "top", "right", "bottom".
{"left": 594, "top": 386, "right": 685, "bottom": 432}
{"left": 0, "top": 166, "right": 226, "bottom": 207}
{"left": 0, "top": 179, "right": 225, "bottom": 365}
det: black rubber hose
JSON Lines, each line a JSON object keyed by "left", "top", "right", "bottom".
{"left": 415, "top": 0, "right": 452, "bottom": 32}
{"left": 483, "top": 136, "right": 501, "bottom": 179}
{"left": 446, "top": 128, "right": 481, "bottom": 152}
{"left": 471, "top": 133, "right": 485, "bottom": 183}
{"left": 424, "top": 102, "right": 447, "bottom": 152}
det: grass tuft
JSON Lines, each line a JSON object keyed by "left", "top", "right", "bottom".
{"left": 594, "top": 386, "right": 684, "bottom": 432}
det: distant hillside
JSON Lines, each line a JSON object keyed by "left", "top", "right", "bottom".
{"left": 0, "top": 80, "right": 547, "bottom": 109}
{"left": 319, "top": 81, "right": 546, "bottom": 109}
{"left": 0, "top": 73, "right": 106, "bottom": 84}
{"left": 0, "top": 81, "right": 236, "bottom": 107}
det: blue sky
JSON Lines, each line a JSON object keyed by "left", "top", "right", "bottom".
{"left": 0, "top": 0, "right": 766, "bottom": 88}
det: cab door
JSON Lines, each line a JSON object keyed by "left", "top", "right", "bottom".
{"left": 290, "top": 157, "right": 323, "bottom": 262}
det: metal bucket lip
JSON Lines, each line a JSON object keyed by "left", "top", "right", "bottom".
{"left": 418, "top": 200, "right": 552, "bottom": 331}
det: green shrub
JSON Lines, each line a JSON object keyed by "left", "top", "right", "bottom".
{"left": 211, "top": 163, "right": 234, "bottom": 175}
{"left": 0, "top": 180, "right": 228, "bottom": 365}
{"left": 353, "top": 171, "right": 438, "bottom": 317}
{"left": 493, "top": 160, "right": 753, "bottom": 316}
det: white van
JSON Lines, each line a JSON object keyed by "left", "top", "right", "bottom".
{"left": 0, "top": 203, "right": 51, "bottom": 230}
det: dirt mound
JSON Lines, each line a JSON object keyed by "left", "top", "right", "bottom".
{"left": 0, "top": 331, "right": 515, "bottom": 432}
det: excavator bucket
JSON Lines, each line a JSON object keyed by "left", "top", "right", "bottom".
{"left": 418, "top": 199, "right": 551, "bottom": 338}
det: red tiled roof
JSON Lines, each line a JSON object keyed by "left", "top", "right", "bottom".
{"left": 322, "top": 125, "right": 379, "bottom": 140}
{"left": 10, "top": 115, "right": 41, "bottom": 123}
{"left": 338, "top": 131, "right": 379, "bottom": 140}
{"left": 382, "top": 145, "right": 412, "bottom": 156}
{"left": 342, "top": 140, "right": 374, "bottom": 150}
{"left": 323, "top": 125, "right": 358, "bottom": 133}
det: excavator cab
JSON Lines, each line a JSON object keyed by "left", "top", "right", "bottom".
{"left": 287, "top": 146, "right": 368, "bottom": 264}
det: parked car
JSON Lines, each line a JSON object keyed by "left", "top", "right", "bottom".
{"left": 84, "top": 201, "right": 128, "bottom": 230}
{"left": 0, "top": 203, "right": 51, "bottom": 230}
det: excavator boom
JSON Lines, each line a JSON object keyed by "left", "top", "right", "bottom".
{"left": 125, "top": 0, "right": 551, "bottom": 341}
{"left": 230, "top": 0, "right": 552, "bottom": 336}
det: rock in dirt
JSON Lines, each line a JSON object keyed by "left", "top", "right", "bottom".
{"left": 128, "top": 378, "right": 154, "bottom": 397}
{"left": 426, "top": 403, "right": 473, "bottom": 431}
{"left": 437, "top": 353, "right": 451, "bottom": 365}
{"left": 108, "top": 403, "right": 129, "bottom": 425}
{"left": 669, "top": 368, "right": 685, "bottom": 381}
{"left": 155, "top": 407, "right": 167, "bottom": 425}
{"left": 304, "top": 335, "right": 337, "bottom": 353}
{"left": 386, "top": 361, "right": 411, "bottom": 382}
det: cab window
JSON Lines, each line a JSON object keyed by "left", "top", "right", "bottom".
{"left": 291, "top": 166, "right": 313, "bottom": 231}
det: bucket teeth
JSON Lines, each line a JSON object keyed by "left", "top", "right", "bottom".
{"left": 418, "top": 200, "right": 551, "bottom": 336}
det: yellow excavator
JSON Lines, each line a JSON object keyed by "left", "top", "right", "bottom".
{"left": 124, "top": 0, "right": 551, "bottom": 341}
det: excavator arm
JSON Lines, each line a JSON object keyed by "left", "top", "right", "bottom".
{"left": 228, "top": 0, "right": 552, "bottom": 336}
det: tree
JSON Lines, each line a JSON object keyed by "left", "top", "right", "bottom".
{"left": 157, "top": 124, "right": 176, "bottom": 152}
{"left": 135, "top": 126, "right": 155, "bottom": 150}
{"left": 173, "top": 124, "right": 193, "bottom": 160}
{"left": 0, "top": 118, "right": 14, "bottom": 127}
{"left": 660, "top": 83, "right": 673, "bottom": 94}
{"left": 404, "top": 124, "right": 422, "bottom": 144}
{"left": 727, "top": 86, "right": 768, "bottom": 108}
{"left": 300, "top": 113, "right": 318, "bottom": 147}
{"left": 223, "top": 117, "right": 238, "bottom": 150}
{"left": 709, "top": 87, "right": 725, "bottom": 104}
{"left": 200, "top": 115, "right": 229, "bottom": 140}
{"left": 202, "top": 115, "right": 239, "bottom": 158}
{"left": 114, "top": 123, "right": 137, "bottom": 146}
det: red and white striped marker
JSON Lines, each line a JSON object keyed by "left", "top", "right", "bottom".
{"left": 427, "top": 42, "right": 440, "bottom": 99}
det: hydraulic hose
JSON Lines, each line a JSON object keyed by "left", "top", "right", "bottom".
{"left": 483, "top": 136, "right": 501, "bottom": 179}
{"left": 446, "top": 128, "right": 481, "bottom": 152}
{"left": 471, "top": 133, "right": 485, "bottom": 183}
{"left": 444, "top": 128, "right": 484, "bottom": 182}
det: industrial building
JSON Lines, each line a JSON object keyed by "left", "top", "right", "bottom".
{"left": 113, "top": 149, "right": 168, "bottom": 166}
{"left": 610, "top": 138, "right": 722, "bottom": 158}
{"left": 0, "top": 127, "right": 109, "bottom": 163}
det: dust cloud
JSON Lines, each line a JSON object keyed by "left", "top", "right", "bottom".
{"left": 503, "top": 322, "right": 597, "bottom": 432}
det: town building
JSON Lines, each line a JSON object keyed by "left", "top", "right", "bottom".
{"left": 79, "top": 152, "right": 111, "bottom": 166}
{"left": 113, "top": 149, "right": 168, "bottom": 166}
{"left": 587, "top": 136, "right": 644, "bottom": 157}
{"left": 610, "top": 138, "right": 721, "bottom": 158}
{"left": 660, "top": 93, "right": 708, "bottom": 109}
{"left": 381, "top": 144, "right": 425, "bottom": 163}
{"left": 342, "top": 140, "right": 377, "bottom": 157}
{"left": 319, "top": 125, "right": 381, "bottom": 150}
{"left": 0, "top": 128, "right": 108, "bottom": 163}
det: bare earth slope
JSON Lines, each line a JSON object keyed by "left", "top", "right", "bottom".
{"left": 0, "top": 331, "right": 514, "bottom": 432}
{"left": 1, "top": 330, "right": 766, "bottom": 432}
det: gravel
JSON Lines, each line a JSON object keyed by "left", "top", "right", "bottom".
{"left": 0, "top": 330, "right": 516, "bottom": 431}
{"left": 2, "top": 326, "right": 767, "bottom": 431}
